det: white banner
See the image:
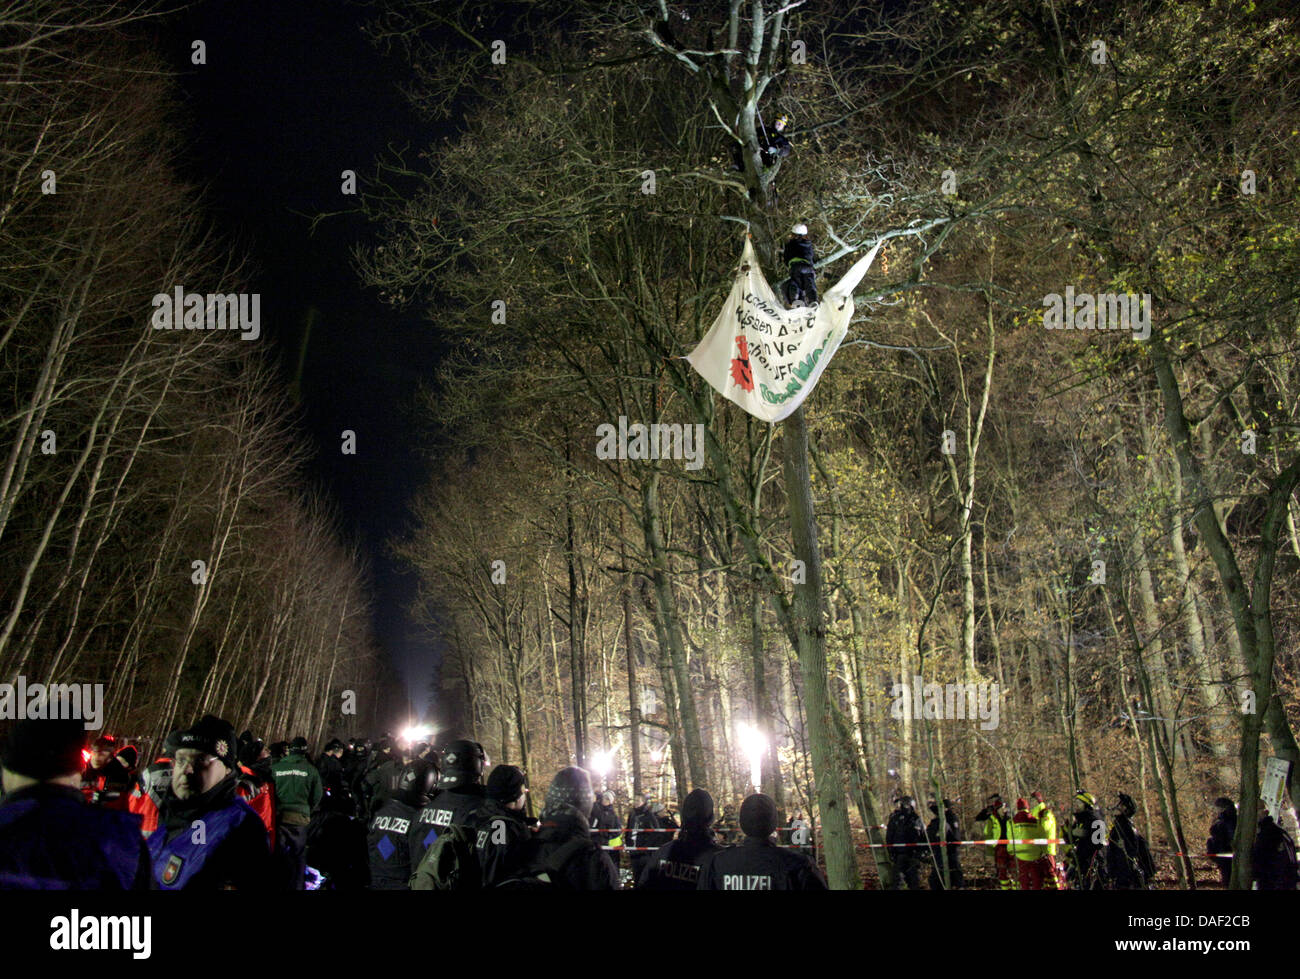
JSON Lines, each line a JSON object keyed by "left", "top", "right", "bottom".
{"left": 686, "top": 236, "right": 882, "bottom": 423}
{"left": 1263, "top": 757, "right": 1292, "bottom": 820}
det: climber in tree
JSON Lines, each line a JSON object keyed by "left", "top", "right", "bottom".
{"left": 783, "top": 223, "right": 818, "bottom": 307}
{"left": 730, "top": 114, "right": 793, "bottom": 172}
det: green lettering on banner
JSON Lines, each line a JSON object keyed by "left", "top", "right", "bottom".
{"left": 758, "top": 340, "right": 828, "bottom": 405}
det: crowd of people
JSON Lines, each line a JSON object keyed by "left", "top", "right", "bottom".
{"left": 1, "top": 715, "right": 1296, "bottom": 890}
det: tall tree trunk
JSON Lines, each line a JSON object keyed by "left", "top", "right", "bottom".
{"left": 782, "top": 405, "right": 858, "bottom": 889}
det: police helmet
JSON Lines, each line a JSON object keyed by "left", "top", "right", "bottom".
{"left": 438, "top": 739, "right": 487, "bottom": 788}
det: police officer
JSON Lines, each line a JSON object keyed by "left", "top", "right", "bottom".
{"left": 696, "top": 793, "right": 826, "bottom": 890}
{"left": 467, "top": 764, "right": 533, "bottom": 886}
{"left": 0, "top": 718, "right": 151, "bottom": 889}
{"left": 401, "top": 756, "right": 444, "bottom": 873}
{"left": 362, "top": 738, "right": 402, "bottom": 818}
{"left": 271, "top": 736, "right": 323, "bottom": 890}
{"left": 317, "top": 738, "right": 347, "bottom": 797}
{"left": 625, "top": 792, "right": 659, "bottom": 883}
{"left": 925, "top": 798, "right": 964, "bottom": 890}
{"left": 885, "top": 795, "right": 926, "bottom": 890}
{"left": 147, "top": 714, "right": 274, "bottom": 890}
{"left": 638, "top": 788, "right": 723, "bottom": 891}
{"left": 423, "top": 740, "right": 488, "bottom": 827}
{"left": 365, "top": 757, "right": 435, "bottom": 889}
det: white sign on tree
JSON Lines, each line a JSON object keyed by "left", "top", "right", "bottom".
{"left": 686, "top": 236, "right": 883, "bottom": 423}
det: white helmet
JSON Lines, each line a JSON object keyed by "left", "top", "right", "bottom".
{"left": 791, "top": 223, "right": 808, "bottom": 235}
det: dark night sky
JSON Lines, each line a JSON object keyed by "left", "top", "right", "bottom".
{"left": 156, "top": 1, "right": 445, "bottom": 719}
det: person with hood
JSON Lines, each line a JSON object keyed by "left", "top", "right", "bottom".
{"left": 366, "top": 757, "right": 436, "bottom": 889}
{"left": 0, "top": 718, "right": 151, "bottom": 889}
{"left": 1066, "top": 790, "right": 1107, "bottom": 890}
{"left": 1251, "top": 807, "right": 1298, "bottom": 890}
{"left": 1206, "top": 796, "right": 1236, "bottom": 887}
{"left": 783, "top": 223, "right": 818, "bottom": 307}
{"left": 503, "top": 766, "right": 617, "bottom": 890}
{"left": 465, "top": 764, "right": 533, "bottom": 886}
{"left": 697, "top": 793, "right": 827, "bottom": 890}
{"left": 147, "top": 714, "right": 274, "bottom": 890}
{"left": 272, "top": 736, "right": 323, "bottom": 890}
{"left": 637, "top": 788, "right": 723, "bottom": 891}
{"left": 925, "top": 799, "right": 964, "bottom": 890}
{"left": 885, "top": 795, "right": 926, "bottom": 890}
{"left": 1106, "top": 792, "right": 1155, "bottom": 889}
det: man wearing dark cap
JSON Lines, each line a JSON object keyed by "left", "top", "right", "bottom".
{"left": 465, "top": 764, "right": 533, "bottom": 886}
{"left": 147, "top": 714, "right": 274, "bottom": 890}
{"left": 637, "top": 788, "right": 723, "bottom": 890}
{"left": 502, "top": 766, "right": 617, "bottom": 890}
{"left": 272, "top": 736, "right": 323, "bottom": 890}
{"left": 696, "top": 793, "right": 827, "bottom": 890}
{"left": 0, "top": 719, "right": 151, "bottom": 888}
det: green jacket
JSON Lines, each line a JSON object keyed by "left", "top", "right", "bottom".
{"left": 271, "top": 751, "right": 323, "bottom": 819}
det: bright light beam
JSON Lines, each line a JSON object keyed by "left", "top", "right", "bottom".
{"left": 736, "top": 722, "right": 766, "bottom": 791}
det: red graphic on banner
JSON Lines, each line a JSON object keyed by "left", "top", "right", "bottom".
{"left": 729, "top": 335, "right": 754, "bottom": 391}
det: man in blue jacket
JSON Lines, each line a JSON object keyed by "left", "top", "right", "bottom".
{"left": 0, "top": 718, "right": 150, "bottom": 889}
{"left": 147, "top": 714, "right": 274, "bottom": 890}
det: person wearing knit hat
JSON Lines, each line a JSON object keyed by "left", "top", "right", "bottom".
{"left": 696, "top": 792, "right": 827, "bottom": 890}
{"left": 637, "top": 787, "right": 724, "bottom": 890}
{"left": 146, "top": 714, "right": 274, "bottom": 890}
{"left": 0, "top": 718, "right": 151, "bottom": 889}
{"left": 500, "top": 767, "right": 617, "bottom": 890}
{"left": 460, "top": 764, "right": 533, "bottom": 886}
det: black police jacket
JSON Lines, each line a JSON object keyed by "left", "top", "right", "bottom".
{"left": 367, "top": 796, "right": 418, "bottom": 889}
{"left": 696, "top": 835, "right": 828, "bottom": 890}
{"left": 637, "top": 830, "right": 723, "bottom": 890}
{"left": 468, "top": 798, "right": 532, "bottom": 886}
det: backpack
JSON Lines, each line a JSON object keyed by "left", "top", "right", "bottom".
{"left": 495, "top": 837, "right": 590, "bottom": 891}
{"left": 410, "top": 824, "right": 482, "bottom": 891}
